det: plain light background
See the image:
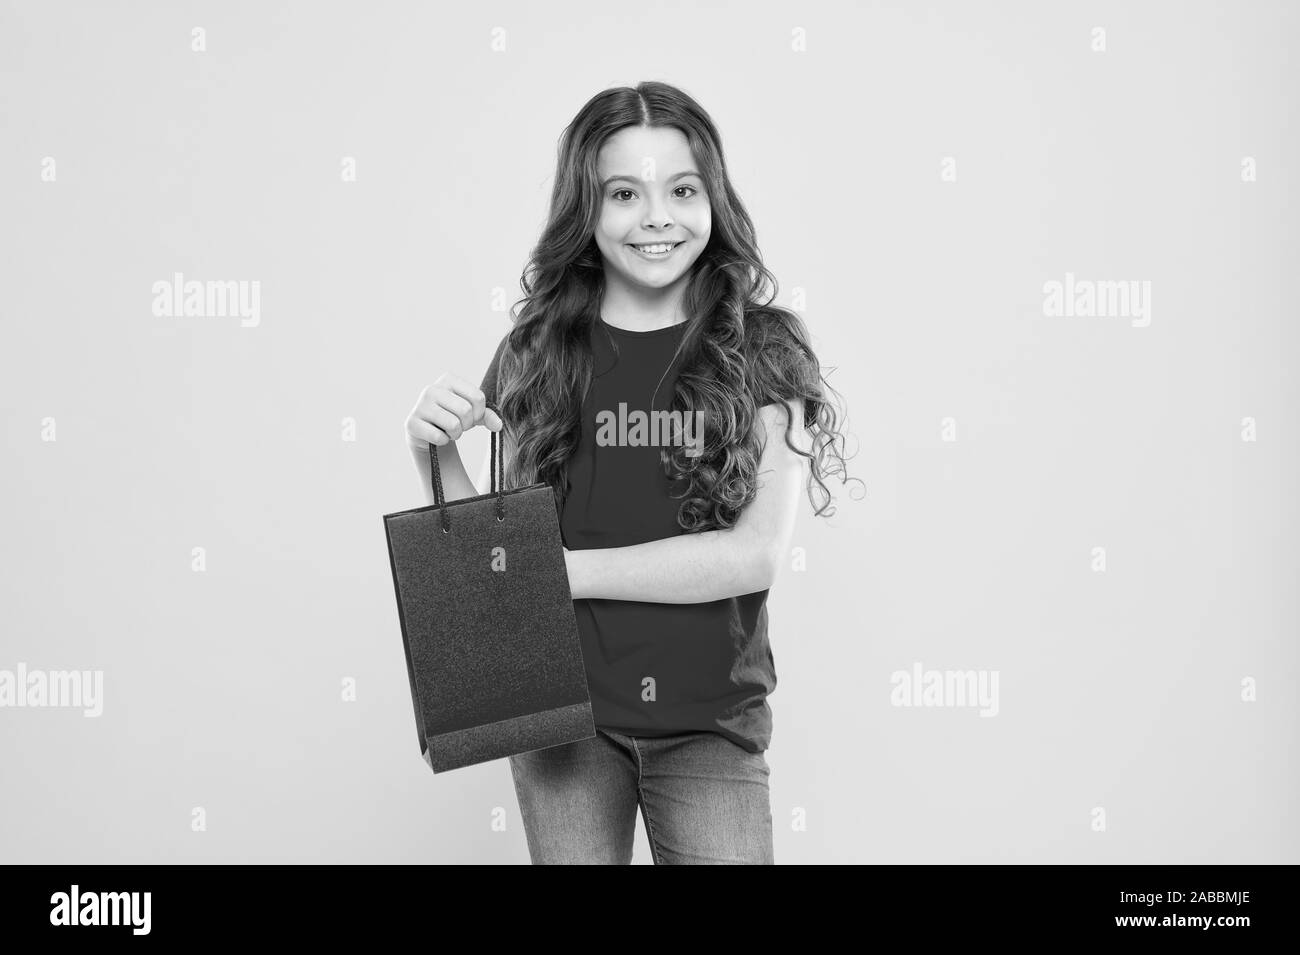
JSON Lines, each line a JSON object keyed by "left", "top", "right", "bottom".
{"left": 1, "top": 0, "right": 1295, "bottom": 864}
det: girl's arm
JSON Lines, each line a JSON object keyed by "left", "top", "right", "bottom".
{"left": 563, "top": 399, "right": 811, "bottom": 603}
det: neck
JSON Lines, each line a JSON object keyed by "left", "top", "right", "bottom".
{"left": 600, "top": 271, "right": 689, "bottom": 331}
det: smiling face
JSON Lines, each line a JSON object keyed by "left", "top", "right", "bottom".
{"left": 593, "top": 124, "right": 711, "bottom": 294}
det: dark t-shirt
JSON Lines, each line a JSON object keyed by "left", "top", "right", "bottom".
{"left": 479, "top": 319, "right": 776, "bottom": 753}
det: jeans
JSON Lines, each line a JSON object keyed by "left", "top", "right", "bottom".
{"left": 508, "top": 727, "right": 774, "bottom": 864}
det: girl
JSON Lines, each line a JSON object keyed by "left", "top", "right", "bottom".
{"left": 404, "top": 81, "right": 857, "bottom": 864}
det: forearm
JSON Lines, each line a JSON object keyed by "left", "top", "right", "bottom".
{"left": 408, "top": 440, "right": 479, "bottom": 506}
{"left": 564, "top": 528, "right": 774, "bottom": 603}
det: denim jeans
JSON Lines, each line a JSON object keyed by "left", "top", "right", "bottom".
{"left": 508, "top": 727, "right": 774, "bottom": 864}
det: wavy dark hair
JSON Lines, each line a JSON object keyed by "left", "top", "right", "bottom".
{"left": 493, "top": 80, "right": 863, "bottom": 530}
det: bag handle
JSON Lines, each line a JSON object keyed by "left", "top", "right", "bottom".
{"left": 427, "top": 399, "right": 506, "bottom": 533}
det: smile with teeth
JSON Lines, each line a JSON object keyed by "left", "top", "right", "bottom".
{"left": 628, "top": 241, "right": 684, "bottom": 257}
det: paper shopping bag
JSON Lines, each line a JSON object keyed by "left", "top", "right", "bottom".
{"left": 382, "top": 401, "right": 594, "bottom": 773}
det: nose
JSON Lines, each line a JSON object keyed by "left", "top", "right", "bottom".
{"left": 642, "top": 193, "right": 674, "bottom": 230}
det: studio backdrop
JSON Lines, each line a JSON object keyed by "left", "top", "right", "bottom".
{"left": 0, "top": 0, "right": 1295, "bottom": 863}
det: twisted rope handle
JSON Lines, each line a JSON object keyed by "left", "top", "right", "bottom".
{"left": 427, "top": 399, "right": 506, "bottom": 533}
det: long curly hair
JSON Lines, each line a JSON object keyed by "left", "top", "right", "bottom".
{"left": 493, "top": 80, "right": 863, "bottom": 530}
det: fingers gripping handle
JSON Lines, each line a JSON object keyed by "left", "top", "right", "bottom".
{"left": 427, "top": 399, "right": 506, "bottom": 533}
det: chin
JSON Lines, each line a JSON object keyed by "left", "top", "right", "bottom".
{"left": 632, "top": 268, "right": 688, "bottom": 288}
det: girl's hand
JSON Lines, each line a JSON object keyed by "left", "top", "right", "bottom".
{"left": 404, "top": 373, "right": 502, "bottom": 453}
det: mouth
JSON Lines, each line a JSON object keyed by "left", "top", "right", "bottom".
{"left": 627, "top": 240, "right": 686, "bottom": 260}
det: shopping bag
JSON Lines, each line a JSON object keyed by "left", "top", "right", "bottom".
{"left": 383, "top": 400, "right": 594, "bottom": 773}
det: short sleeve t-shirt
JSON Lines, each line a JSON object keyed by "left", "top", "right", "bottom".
{"left": 479, "top": 319, "right": 777, "bottom": 754}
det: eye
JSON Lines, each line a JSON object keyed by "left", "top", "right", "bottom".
{"left": 611, "top": 188, "right": 636, "bottom": 201}
{"left": 673, "top": 185, "right": 700, "bottom": 199}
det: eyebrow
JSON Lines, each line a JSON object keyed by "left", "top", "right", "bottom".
{"left": 600, "top": 170, "right": 703, "bottom": 188}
